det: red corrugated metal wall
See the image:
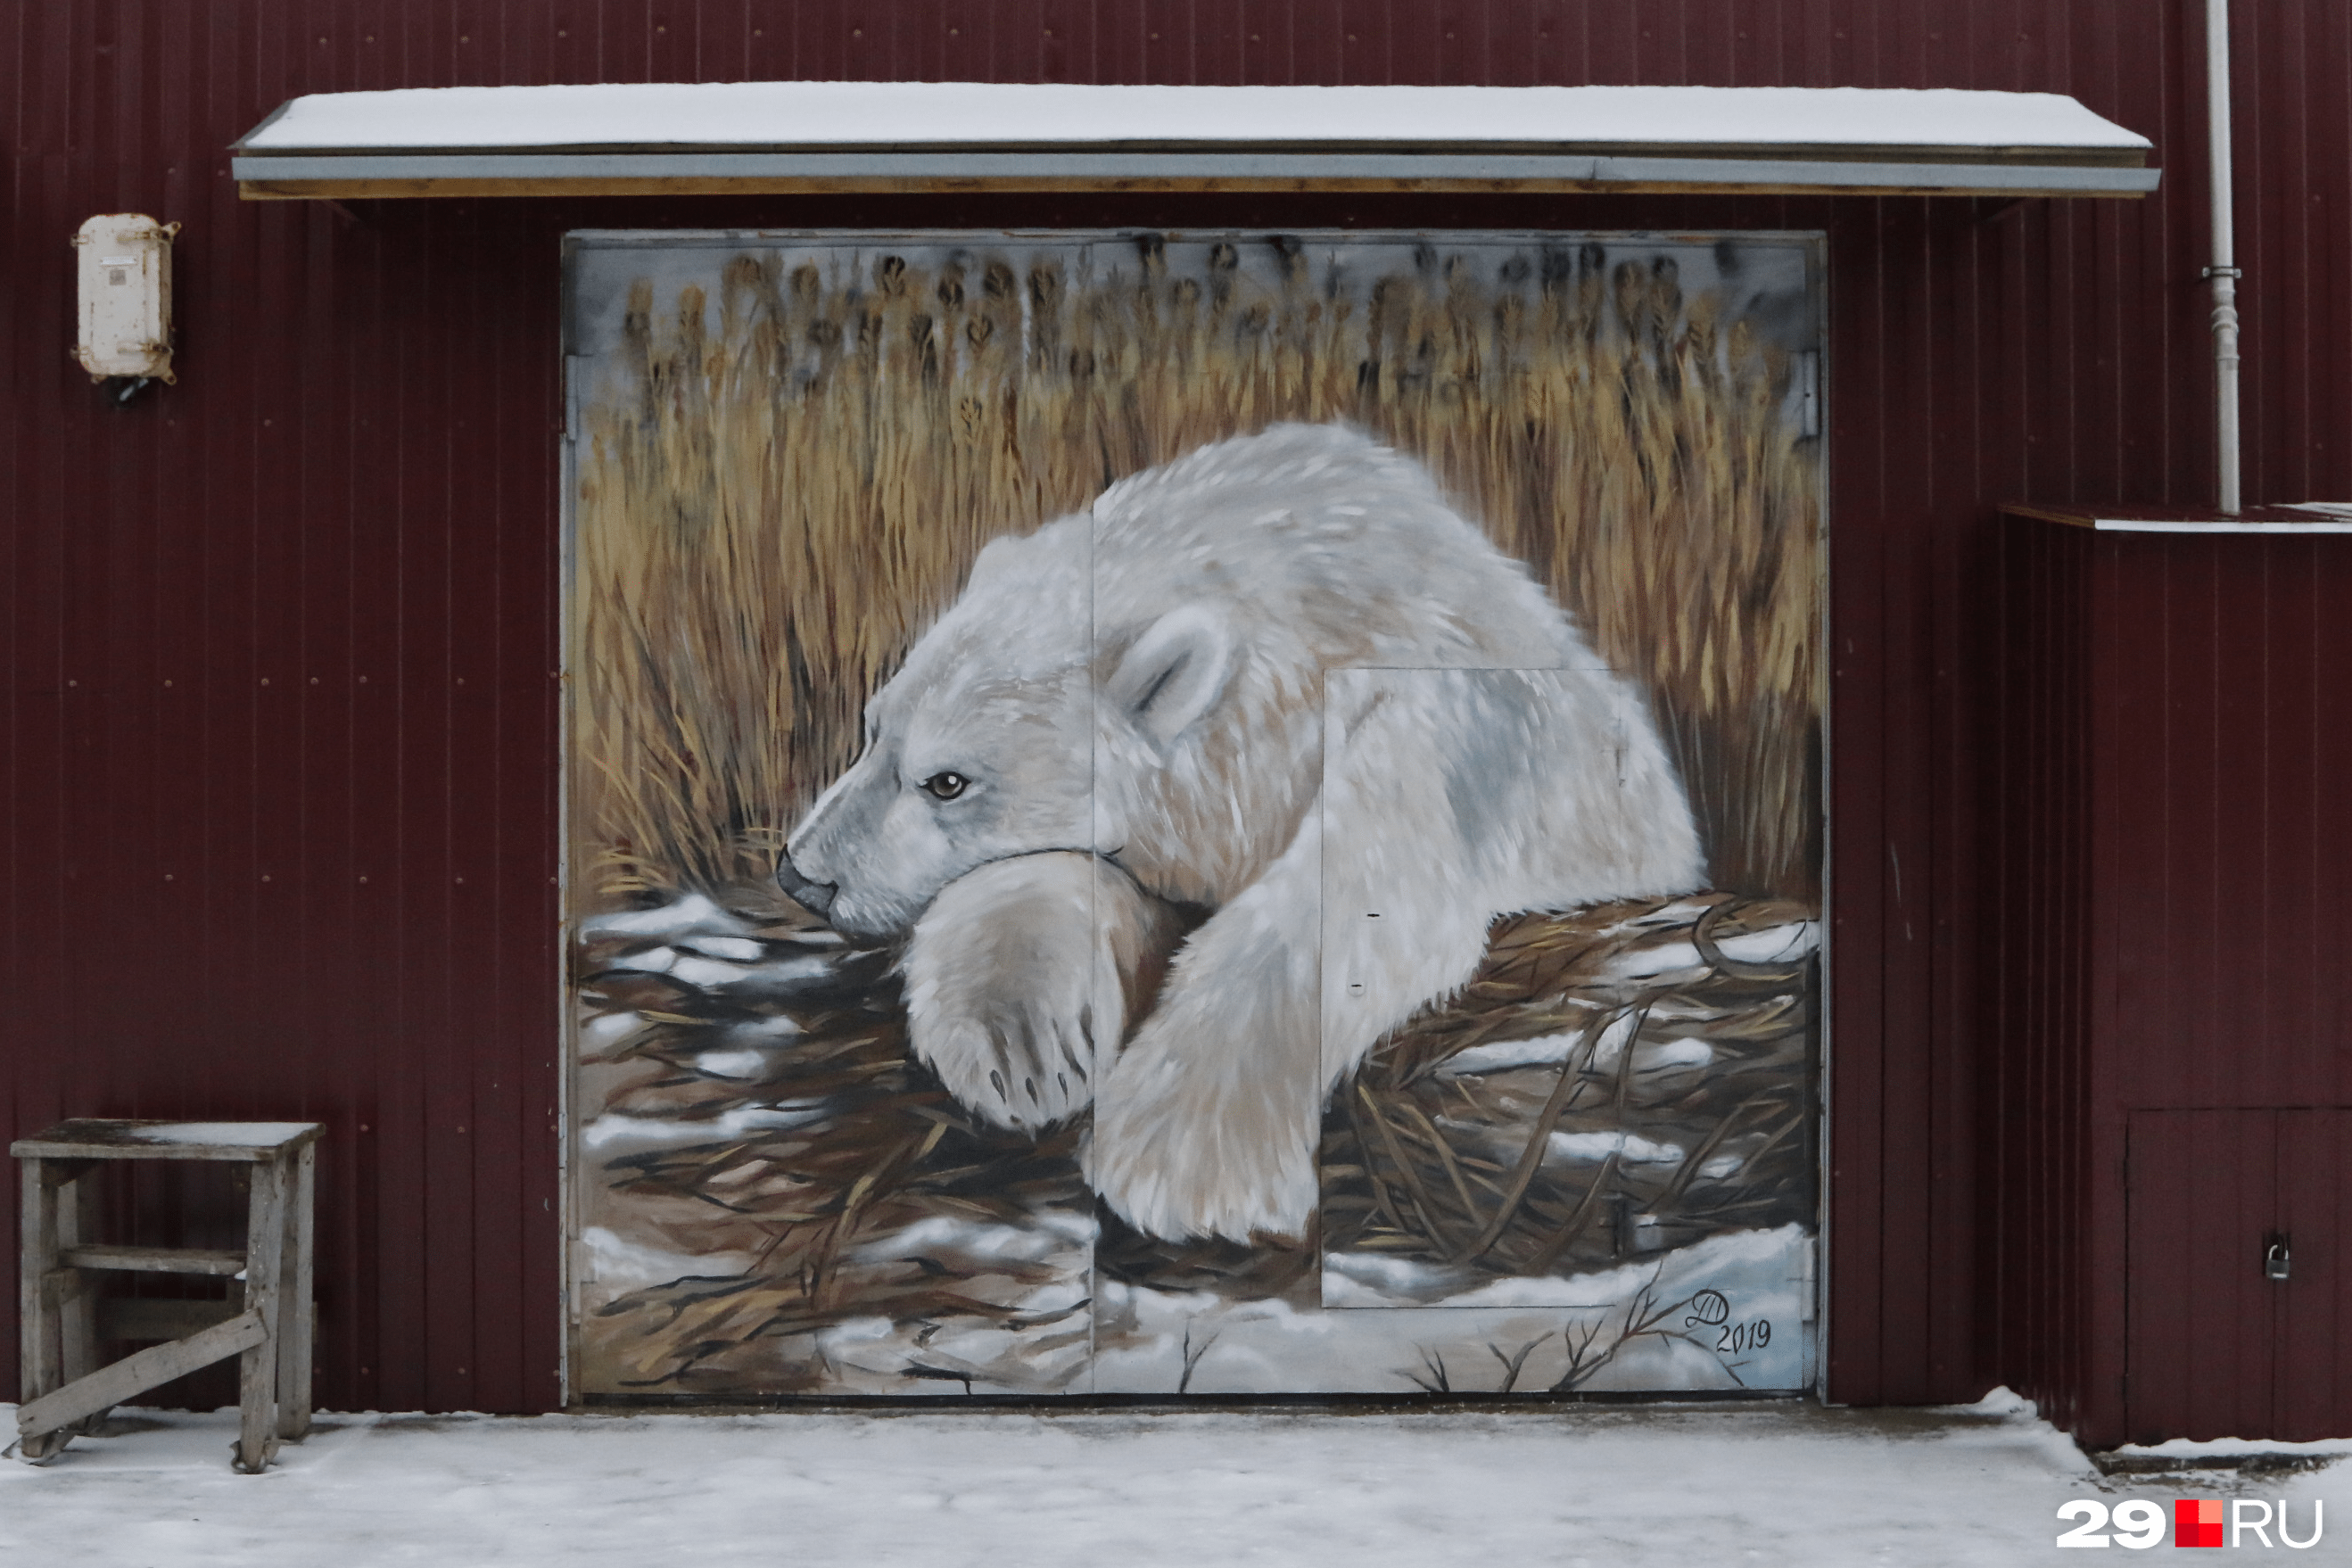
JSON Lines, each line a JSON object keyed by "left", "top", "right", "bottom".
{"left": 1992, "top": 524, "right": 2352, "bottom": 1446}
{"left": 5, "top": 0, "right": 2348, "bottom": 1419}
{"left": 2094, "top": 533, "right": 2352, "bottom": 1444}
{"left": 1985, "top": 516, "right": 2093, "bottom": 1437}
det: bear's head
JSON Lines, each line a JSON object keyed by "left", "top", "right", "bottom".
{"left": 778, "top": 519, "right": 1243, "bottom": 938}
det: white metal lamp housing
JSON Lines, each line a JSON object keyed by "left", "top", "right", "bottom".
{"left": 73, "top": 213, "right": 179, "bottom": 384}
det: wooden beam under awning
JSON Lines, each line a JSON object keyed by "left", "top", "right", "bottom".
{"left": 233, "top": 149, "right": 2160, "bottom": 202}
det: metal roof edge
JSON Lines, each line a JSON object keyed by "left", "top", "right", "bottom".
{"left": 2001, "top": 502, "right": 2352, "bottom": 533}
{"left": 230, "top": 151, "right": 2162, "bottom": 198}
{"left": 2089, "top": 518, "right": 2352, "bottom": 533}
{"left": 229, "top": 138, "right": 2151, "bottom": 168}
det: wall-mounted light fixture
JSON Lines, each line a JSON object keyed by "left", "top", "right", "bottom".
{"left": 73, "top": 213, "right": 179, "bottom": 401}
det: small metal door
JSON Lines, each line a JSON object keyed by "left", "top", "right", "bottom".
{"left": 2127, "top": 1108, "right": 2352, "bottom": 1441}
{"left": 2275, "top": 1110, "right": 2351, "bottom": 1440}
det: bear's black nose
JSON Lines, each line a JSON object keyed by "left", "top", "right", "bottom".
{"left": 774, "top": 854, "right": 838, "bottom": 920}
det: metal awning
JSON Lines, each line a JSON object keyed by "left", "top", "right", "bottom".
{"left": 232, "top": 82, "right": 2158, "bottom": 201}
{"left": 2002, "top": 503, "right": 2352, "bottom": 534}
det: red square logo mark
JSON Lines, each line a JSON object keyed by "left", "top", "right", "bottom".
{"left": 2175, "top": 1498, "right": 2225, "bottom": 1548}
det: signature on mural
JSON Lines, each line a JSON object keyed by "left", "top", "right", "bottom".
{"left": 777, "top": 423, "right": 1705, "bottom": 1242}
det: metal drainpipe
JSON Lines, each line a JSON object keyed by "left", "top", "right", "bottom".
{"left": 2206, "top": 0, "right": 2243, "bottom": 514}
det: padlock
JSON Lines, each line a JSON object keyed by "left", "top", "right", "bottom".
{"left": 2264, "top": 1234, "right": 2291, "bottom": 1282}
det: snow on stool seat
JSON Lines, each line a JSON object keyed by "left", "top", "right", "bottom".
{"left": 12, "top": 1118, "right": 321, "bottom": 1473}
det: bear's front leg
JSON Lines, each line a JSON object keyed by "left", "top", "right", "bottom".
{"left": 903, "top": 852, "right": 1185, "bottom": 1133}
{"left": 1091, "top": 776, "right": 1498, "bottom": 1243}
{"left": 1090, "top": 824, "right": 1332, "bottom": 1243}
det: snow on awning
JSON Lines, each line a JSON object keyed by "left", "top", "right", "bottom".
{"left": 231, "top": 82, "right": 2158, "bottom": 200}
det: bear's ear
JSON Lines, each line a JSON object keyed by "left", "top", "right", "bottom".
{"left": 1106, "top": 605, "right": 1235, "bottom": 747}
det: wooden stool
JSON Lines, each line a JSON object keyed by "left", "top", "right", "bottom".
{"left": 13, "top": 1119, "right": 321, "bottom": 1472}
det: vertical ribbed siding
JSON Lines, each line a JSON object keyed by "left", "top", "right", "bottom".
{"left": 2086, "top": 533, "right": 2352, "bottom": 1444}
{"left": 4, "top": 0, "right": 2348, "bottom": 1416}
{"left": 1986, "top": 517, "right": 2093, "bottom": 1437}
{"left": 1992, "top": 523, "right": 2352, "bottom": 1448}
{"left": 2100, "top": 534, "right": 2352, "bottom": 1117}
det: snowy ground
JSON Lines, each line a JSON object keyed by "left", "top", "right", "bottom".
{"left": 5, "top": 1393, "right": 2345, "bottom": 1565}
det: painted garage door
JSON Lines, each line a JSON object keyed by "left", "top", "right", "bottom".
{"left": 562, "top": 229, "right": 1824, "bottom": 1399}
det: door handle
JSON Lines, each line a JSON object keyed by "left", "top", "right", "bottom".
{"left": 2265, "top": 1234, "right": 2292, "bottom": 1282}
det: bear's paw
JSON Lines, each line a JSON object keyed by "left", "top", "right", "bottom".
{"left": 1090, "top": 1041, "right": 1320, "bottom": 1243}
{"left": 902, "top": 851, "right": 1184, "bottom": 1135}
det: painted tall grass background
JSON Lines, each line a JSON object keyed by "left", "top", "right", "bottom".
{"left": 573, "top": 236, "right": 1821, "bottom": 905}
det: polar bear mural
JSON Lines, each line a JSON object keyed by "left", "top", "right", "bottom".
{"left": 777, "top": 423, "right": 1706, "bottom": 1242}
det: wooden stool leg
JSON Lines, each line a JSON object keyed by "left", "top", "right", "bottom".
{"left": 16, "top": 1157, "right": 64, "bottom": 1461}
{"left": 18, "top": 1158, "right": 59, "bottom": 1397}
{"left": 232, "top": 1157, "right": 286, "bottom": 1474}
{"left": 275, "top": 1143, "right": 315, "bottom": 1441}
{"left": 59, "top": 1168, "right": 103, "bottom": 1436}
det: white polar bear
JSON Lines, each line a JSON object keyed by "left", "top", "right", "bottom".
{"left": 779, "top": 423, "right": 1704, "bottom": 1242}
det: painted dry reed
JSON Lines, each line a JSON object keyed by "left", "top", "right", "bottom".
{"left": 574, "top": 239, "right": 1821, "bottom": 903}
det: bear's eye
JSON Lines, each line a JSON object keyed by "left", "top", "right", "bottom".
{"left": 920, "top": 772, "right": 970, "bottom": 802}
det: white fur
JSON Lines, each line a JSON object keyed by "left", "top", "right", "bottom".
{"left": 785, "top": 424, "right": 1705, "bottom": 1242}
